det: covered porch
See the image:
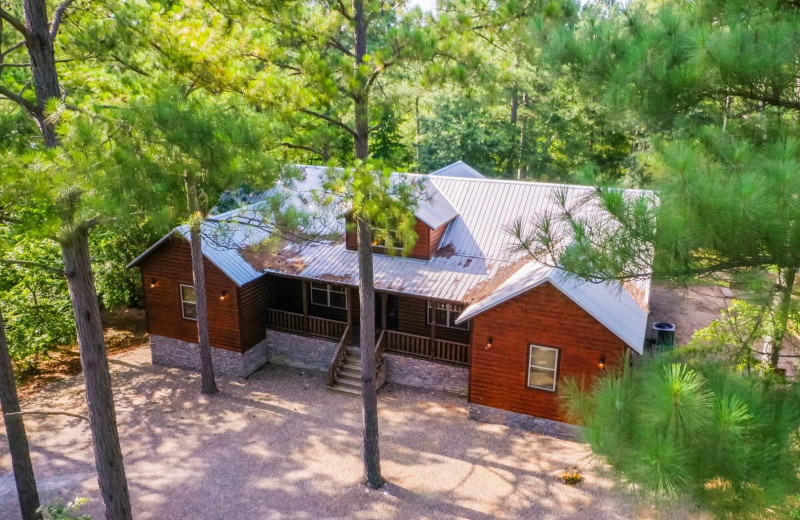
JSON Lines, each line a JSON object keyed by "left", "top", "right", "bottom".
{"left": 263, "top": 275, "right": 470, "bottom": 367}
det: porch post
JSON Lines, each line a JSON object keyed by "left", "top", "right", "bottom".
{"left": 381, "top": 292, "right": 387, "bottom": 332}
{"left": 429, "top": 301, "right": 437, "bottom": 361}
{"left": 302, "top": 280, "right": 309, "bottom": 334}
{"left": 346, "top": 288, "right": 353, "bottom": 343}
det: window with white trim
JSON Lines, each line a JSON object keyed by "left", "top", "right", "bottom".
{"left": 310, "top": 282, "right": 347, "bottom": 309}
{"left": 527, "top": 344, "right": 559, "bottom": 391}
{"left": 180, "top": 284, "right": 197, "bottom": 320}
{"left": 426, "top": 301, "right": 469, "bottom": 330}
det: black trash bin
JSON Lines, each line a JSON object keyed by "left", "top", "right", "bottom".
{"left": 652, "top": 322, "right": 676, "bottom": 349}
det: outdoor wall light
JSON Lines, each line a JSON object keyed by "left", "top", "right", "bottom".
{"left": 220, "top": 291, "right": 230, "bottom": 301}
{"left": 598, "top": 356, "right": 606, "bottom": 369}
{"left": 149, "top": 279, "right": 159, "bottom": 288}
{"left": 486, "top": 336, "right": 493, "bottom": 350}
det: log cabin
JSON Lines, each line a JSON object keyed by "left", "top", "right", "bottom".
{"left": 128, "top": 161, "right": 651, "bottom": 437}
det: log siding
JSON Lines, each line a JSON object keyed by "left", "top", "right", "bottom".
{"left": 469, "top": 282, "right": 626, "bottom": 423}
{"left": 138, "top": 237, "right": 242, "bottom": 352}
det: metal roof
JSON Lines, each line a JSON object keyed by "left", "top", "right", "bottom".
{"left": 455, "top": 262, "right": 649, "bottom": 353}
{"left": 130, "top": 162, "right": 652, "bottom": 350}
{"left": 429, "top": 161, "right": 486, "bottom": 179}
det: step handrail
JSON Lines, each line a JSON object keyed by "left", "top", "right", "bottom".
{"left": 327, "top": 324, "right": 351, "bottom": 387}
{"left": 375, "top": 329, "right": 387, "bottom": 372}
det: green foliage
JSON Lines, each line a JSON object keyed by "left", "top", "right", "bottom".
{"left": 39, "top": 498, "right": 91, "bottom": 520}
{"left": 562, "top": 357, "right": 800, "bottom": 518}
{"left": 0, "top": 237, "right": 75, "bottom": 375}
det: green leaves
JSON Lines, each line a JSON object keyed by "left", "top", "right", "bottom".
{"left": 564, "top": 357, "right": 800, "bottom": 517}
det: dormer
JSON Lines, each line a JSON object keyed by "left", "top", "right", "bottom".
{"left": 344, "top": 214, "right": 453, "bottom": 260}
{"left": 344, "top": 180, "right": 459, "bottom": 260}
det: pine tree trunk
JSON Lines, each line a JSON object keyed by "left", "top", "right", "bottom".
{"left": 22, "top": 0, "right": 60, "bottom": 147}
{"left": 17, "top": 2, "right": 133, "bottom": 517}
{"left": 184, "top": 173, "right": 218, "bottom": 395}
{"left": 61, "top": 229, "right": 133, "bottom": 520}
{"left": 352, "top": 0, "right": 383, "bottom": 489}
{"left": 356, "top": 217, "right": 383, "bottom": 489}
{"left": 0, "top": 307, "right": 42, "bottom": 520}
{"left": 770, "top": 267, "right": 796, "bottom": 369}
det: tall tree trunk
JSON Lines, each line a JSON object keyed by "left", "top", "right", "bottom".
{"left": 770, "top": 267, "right": 796, "bottom": 369}
{"left": 184, "top": 173, "right": 218, "bottom": 395}
{"left": 18, "top": 2, "right": 134, "bottom": 516}
{"left": 353, "top": 0, "right": 369, "bottom": 160}
{"left": 356, "top": 217, "right": 383, "bottom": 489}
{"left": 23, "top": 0, "right": 59, "bottom": 147}
{"left": 61, "top": 229, "right": 133, "bottom": 520}
{"left": 0, "top": 307, "right": 42, "bottom": 520}
{"left": 352, "top": 0, "right": 382, "bottom": 489}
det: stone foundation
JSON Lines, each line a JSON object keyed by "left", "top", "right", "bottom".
{"left": 264, "top": 330, "right": 338, "bottom": 372}
{"left": 468, "top": 403, "right": 582, "bottom": 441}
{"left": 384, "top": 353, "right": 469, "bottom": 396}
{"left": 150, "top": 335, "right": 269, "bottom": 378}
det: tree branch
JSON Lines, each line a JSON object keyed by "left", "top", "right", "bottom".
{"left": 0, "top": 7, "right": 30, "bottom": 38}
{"left": 0, "top": 258, "right": 65, "bottom": 274}
{"left": 300, "top": 109, "right": 357, "bottom": 137}
{"left": 333, "top": 0, "right": 352, "bottom": 20}
{"left": 50, "top": 0, "right": 76, "bottom": 40}
{"left": 281, "top": 141, "right": 325, "bottom": 158}
{"left": 0, "top": 83, "right": 38, "bottom": 115}
{"left": 327, "top": 37, "right": 355, "bottom": 59}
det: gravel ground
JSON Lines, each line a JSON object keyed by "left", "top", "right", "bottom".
{"left": 0, "top": 347, "right": 705, "bottom": 520}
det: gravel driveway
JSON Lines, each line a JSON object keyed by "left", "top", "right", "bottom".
{"left": 0, "top": 347, "right": 702, "bottom": 519}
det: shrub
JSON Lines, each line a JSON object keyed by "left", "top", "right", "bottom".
{"left": 561, "top": 355, "right": 800, "bottom": 518}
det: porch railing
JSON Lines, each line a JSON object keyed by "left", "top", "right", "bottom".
{"left": 266, "top": 308, "right": 346, "bottom": 341}
{"left": 326, "top": 325, "right": 351, "bottom": 387}
{"left": 384, "top": 330, "right": 469, "bottom": 366}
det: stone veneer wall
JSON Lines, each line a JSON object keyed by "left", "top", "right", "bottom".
{"left": 383, "top": 353, "right": 469, "bottom": 396}
{"left": 150, "top": 334, "right": 269, "bottom": 378}
{"left": 264, "top": 330, "right": 338, "bottom": 372}
{"left": 468, "top": 403, "right": 582, "bottom": 441}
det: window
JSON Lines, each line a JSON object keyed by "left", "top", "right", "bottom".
{"left": 527, "top": 345, "right": 559, "bottom": 391}
{"left": 310, "top": 282, "right": 347, "bottom": 309}
{"left": 372, "top": 228, "right": 406, "bottom": 251}
{"left": 426, "top": 301, "right": 469, "bottom": 330}
{"left": 180, "top": 284, "right": 197, "bottom": 320}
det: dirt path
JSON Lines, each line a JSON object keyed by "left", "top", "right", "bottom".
{"left": 0, "top": 347, "right": 704, "bottom": 520}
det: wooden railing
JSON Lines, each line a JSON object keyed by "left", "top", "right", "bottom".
{"left": 327, "top": 325, "right": 351, "bottom": 387}
{"left": 266, "top": 309, "right": 346, "bottom": 340}
{"left": 266, "top": 309, "right": 305, "bottom": 333}
{"left": 375, "top": 329, "right": 387, "bottom": 371}
{"left": 309, "top": 316, "right": 347, "bottom": 340}
{"left": 384, "top": 330, "right": 469, "bottom": 366}
{"left": 434, "top": 339, "right": 470, "bottom": 366}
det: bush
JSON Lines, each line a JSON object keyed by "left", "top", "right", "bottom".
{"left": 38, "top": 498, "right": 90, "bottom": 520}
{"left": 561, "top": 355, "right": 800, "bottom": 518}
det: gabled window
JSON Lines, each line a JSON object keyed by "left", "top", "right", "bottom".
{"left": 310, "top": 282, "right": 347, "bottom": 309}
{"left": 426, "top": 301, "right": 469, "bottom": 330}
{"left": 527, "top": 345, "right": 559, "bottom": 391}
{"left": 180, "top": 284, "right": 197, "bottom": 320}
{"left": 372, "top": 228, "right": 406, "bottom": 252}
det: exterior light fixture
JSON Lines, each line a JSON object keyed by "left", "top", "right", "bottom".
{"left": 598, "top": 356, "right": 606, "bottom": 369}
{"left": 220, "top": 291, "right": 229, "bottom": 301}
{"left": 486, "top": 336, "right": 493, "bottom": 350}
{"left": 149, "top": 279, "right": 159, "bottom": 288}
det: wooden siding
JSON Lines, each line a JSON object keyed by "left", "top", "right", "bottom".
{"left": 428, "top": 221, "right": 449, "bottom": 256}
{"left": 345, "top": 215, "right": 449, "bottom": 260}
{"left": 138, "top": 237, "right": 242, "bottom": 352}
{"left": 469, "top": 282, "right": 627, "bottom": 423}
{"left": 238, "top": 277, "right": 270, "bottom": 352}
{"left": 395, "top": 295, "right": 470, "bottom": 344}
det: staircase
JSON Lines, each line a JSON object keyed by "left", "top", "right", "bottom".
{"left": 329, "top": 346, "right": 363, "bottom": 395}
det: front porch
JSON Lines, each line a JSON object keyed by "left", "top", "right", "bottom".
{"left": 266, "top": 308, "right": 470, "bottom": 367}
{"left": 262, "top": 276, "right": 471, "bottom": 394}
